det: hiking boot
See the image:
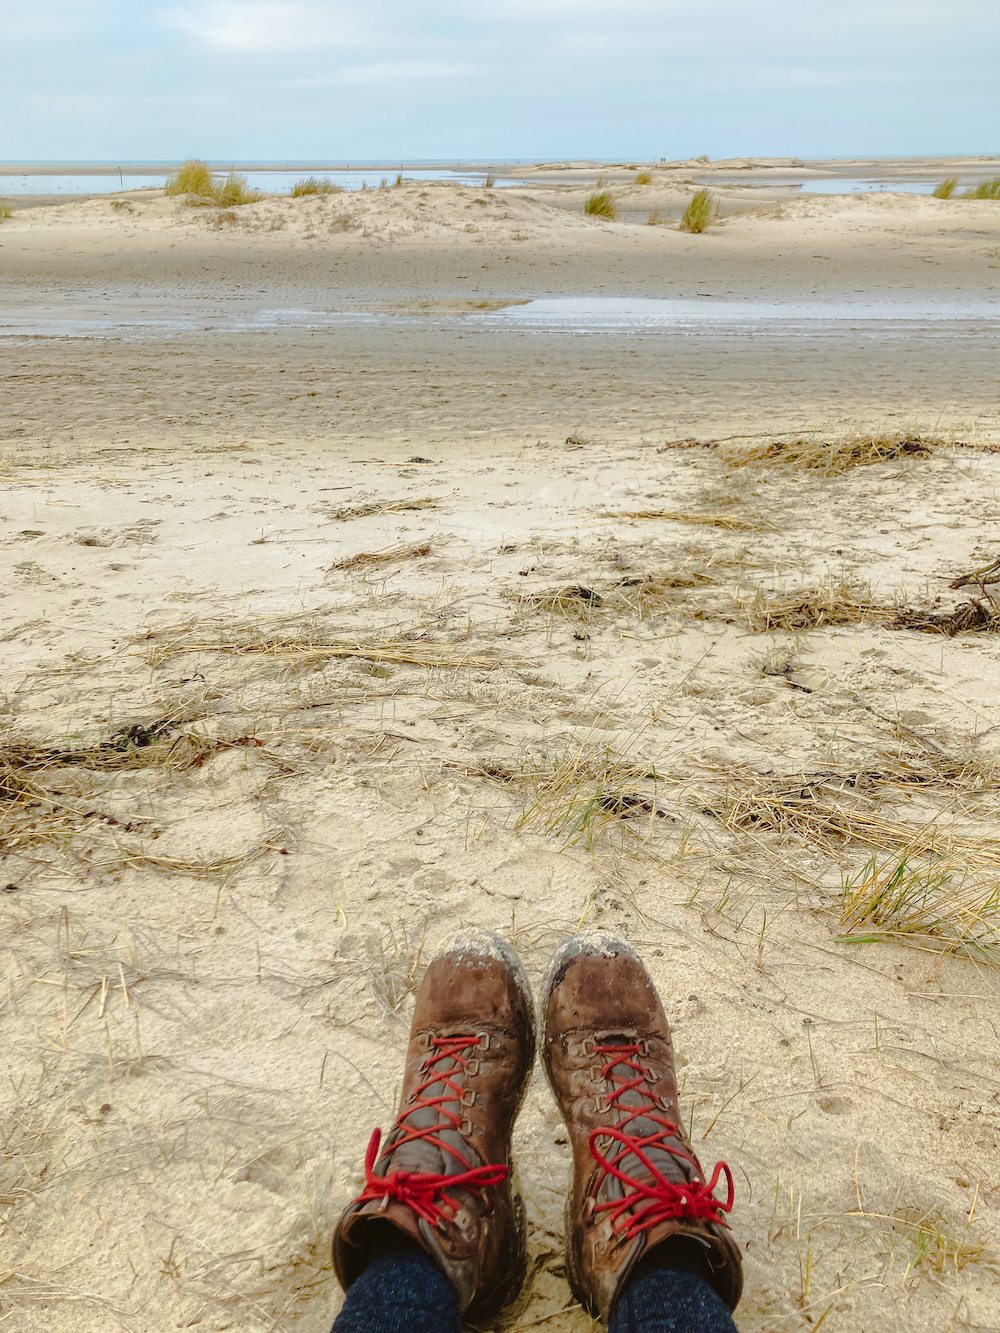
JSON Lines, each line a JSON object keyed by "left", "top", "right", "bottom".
{"left": 542, "top": 930, "right": 743, "bottom": 1322}
{"left": 332, "top": 929, "right": 536, "bottom": 1319}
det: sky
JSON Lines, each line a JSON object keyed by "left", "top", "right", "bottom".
{"left": 3, "top": 0, "right": 998, "bottom": 162}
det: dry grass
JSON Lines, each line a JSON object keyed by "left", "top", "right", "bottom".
{"left": 505, "top": 748, "right": 670, "bottom": 849}
{"left": 634, "top": 171, "right": 653, "bottom": 185}
{"left": 680, "top": 189, "right": 715, "bottom": 234}
{"left": 647, "top": 209, "right": 664, "bottom": 225}
{"left": 722, "top": 431, "right": 936, "bottom": 474}
{"left": 328, "top": 541, "right": 431, "bottom": 570}
{"left": 137, "top": 613, "right": 522, "bottom": 671}
{"left": 838, "top": 852, "right": 1000, "bottom": 962}
{"left": 742, "top": 577, "right": 893, "bottom": 632}
{"left": 933, "top": 177, "right": 959, "bottom": 199}
{"left": 605, "top": 505, "right": 774, "bottom": 532}
{"left": 291, "top": 176, "right": 343, "bottom": 196}
{"left": 363, "top": 923, "right": 427, "bottom": 1014}
{"left": 0, "top": 201, "right": 11, "bottom": 221}
{"left": 584, "top": 190, "right": 617, "bottom": 219}
{"left": 330, "top": 498, "right": 435, "bottom": 521}
{"left": 696, "top": 762, "right": 1000, "bottom": 872}
{"left": 164, "top": 159, "right": 215, "bottom": 197}
{"left": 893, "top": 599, "right": 1000, "bottom": 636}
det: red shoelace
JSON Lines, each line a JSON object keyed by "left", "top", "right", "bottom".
{"left": 588, "top": 1042, "right": 734, "bottom": 1239}
{"left": 355, "top": 1034, "right": 508, "bottom": 1229}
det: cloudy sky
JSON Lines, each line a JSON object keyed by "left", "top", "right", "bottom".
{"left": 4, "top": 0, "right": 998, "bottom": 161}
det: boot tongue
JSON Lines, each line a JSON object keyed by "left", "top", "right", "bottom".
{"left": 377, "top": 1061, "right": 473, "bottom": 1179}
{"left": 603, "top": 1059, "right": 688, "bottom": 1191}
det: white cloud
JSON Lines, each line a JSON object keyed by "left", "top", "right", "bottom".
{"left": 159, "top": 1, "right": 371, "bottom": 53}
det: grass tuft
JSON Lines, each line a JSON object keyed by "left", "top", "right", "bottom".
{"left": 164, "top": 160, "right": 261, "bottom": 206}
{"left": 647, "top": 208, "right": 664, "bottom": 225}
{"left": 962, "top": 177, "right": 1000, "bottom": 200}
{"left": 484, "top": 173, "right": 496, "bottom": 188}
{"left": 634, "top": 170, "right": 653, "bottom": 185}
{"left": 291, "top": 176, "right": 343, "bottom": 197}
{"left": 584, "top": 190, "right": 617, "bottom": 219}
{"left": 932, "top": 177, "right": 959, "bottom": 199}
{"left": 680, "top": 188, "right": 716, "bottom": 234}
{"left": 838, "top": 852, "right": 1000, "bottom": 962}
{"left": 215, "top": 171, "right": 261, "bottom": 206}
{"left": 0, "top": 201, "right": 11, "bottom": 220}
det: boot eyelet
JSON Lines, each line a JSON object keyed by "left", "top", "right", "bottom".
{"left": 461, "top": 1088, "right": 478, "bottom": 1106}
{"left": 464, "top": 1058, "right": 480, "bottom": 1076}
{"left": 477, "top": 1031, "right": 491, "bottom": 1049}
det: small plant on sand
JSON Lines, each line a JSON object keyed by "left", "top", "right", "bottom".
{"left": 394, "top": 171, "right": 403, "bottom": 186}
{"left": 635, "top": 170, "right": 653, "bottom": 184}
{"left": 838, "top": 852, "right": 1000, "bottom": 962}
{"left": 164, "top": 159, "right": 216, "bottom": 198}
{"left": 0, "top": 201, "right": 11, "bottom": 220}
{"left": 680, "top": 188, "right": 716, "bottom": 233}
{"left": 585, "top": 190, "right": 617, "bottom": 219}
{"left": 215, "top": 171, "right": 261, "bottom": 207}
{"left": 962, "top": 177, "right": 1000, "bottom": 200}
{"left": 291, "top": 176, "right": 343, "bottom": 197}
{"left": 484, "top": 173, "right": 496, "bottom": 188}
{"left": 647, "top": 208, "right": 664, "bottom": 225}
{"left": 932, "top": 177, "right": 959, "bottom": 199}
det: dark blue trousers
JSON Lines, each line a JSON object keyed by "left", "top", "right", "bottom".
{"left": 333, "top": 1236, "right": 738, "bottom": 1333}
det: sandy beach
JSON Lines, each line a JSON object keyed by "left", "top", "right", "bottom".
{"left": 3, "top": 163, "right": 1000, "bottom": 1333}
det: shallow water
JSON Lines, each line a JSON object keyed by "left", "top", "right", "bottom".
{"left": 3, "top": 295, "right": 1000, "bottom": 340}
{"left": 0, "top": 169, "right": 516, "bottom": 197}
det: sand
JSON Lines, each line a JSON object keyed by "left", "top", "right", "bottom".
{"left": 2, "top": 170, "right": 1000, "bottom": 1332}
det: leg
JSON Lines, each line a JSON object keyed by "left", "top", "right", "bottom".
{"left": 332, "top": 1225, "right": 460, "bottom": 1333}
{"left": 609, "top": 1240, "right": 739, "bottom": 1333}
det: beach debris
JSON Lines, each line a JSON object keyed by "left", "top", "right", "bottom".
{"left": 742, "top": 580, "right": 891, "bottom": 632}
{"left": 406, "top": 456, "right": 435, "bottom": 464}
{"left": 330, "top": 498, "right": 434, "bottom": 521}
{"left": 949, "top": 555, "right": 1000, "bottom": 589}
{"left": 329, "top": 541, "right": 431, "bottom": 570}
{"left": 893, "top": 599, "right": 999, "bottom": 635}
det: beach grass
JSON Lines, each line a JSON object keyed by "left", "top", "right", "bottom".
{"left": 962, "top": 177, "right": 1000, "bottom": 200}
{"left": 584, "top": 190, "right": 617, "bottom": 219}
{"left": 215, "top": 171, "right": 261, "bottom": 207}
{"left": 647, "top": 208, "right": 664, "bottom": 225}
{"left": 0, "top": 200, "right": 11, "bottom": 220}
{"left": 839, "top": 852, "right": 1000, "bottom": 963}
{"left": 680, "top": 188, "right": 715, "bottom": 234}
{"left": 932, "top": 177, "right": 959, "bottom": 199}
{"left": 164, "top": 159, "right": 260, "bottom": 206}
{"left": 164, "top": 159, "right": 216, "bottom": 198}
{"left": 721, "top": 431, "right": 936, "bottom": 474}
{"left": 484, "top": 173, "right": 496, "bottom": 188}
{"left": 291, "top": 175, "right": 343, "bottom": 196}
{"left": 634, "top": 170, "right": 653, "bottom": 185}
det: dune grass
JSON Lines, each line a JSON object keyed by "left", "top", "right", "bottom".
{"left": 291, "top": 176, "right": 343, "bottom": 197}
{"left": 680, "top": 188, "right": 716, "bottom": 234}
{"left": 164, "top": 160, "right": 261, "bottom": 206}
{"left": 584, "top": 190, "right": 617, "bottom": 219}
{"left": 164, "top": 159, "right": 215, "bottom": 198}
{"left": 932, "top": 177, "right": 959, "bottom": 199}
{"left": 962, "top": 177, "right": 1000, "bottom": 200}
{"left": 634, "top": 170, "right": 653, "bottom": 185}
{"left": 647, "top": 208, "right": 664, "bottom": 225}
{"left": 741, "top": 576, "right": 892, "bottom": 633}
{"left": 484, "top": 173, "right": 496, "bottom": 188}
{"left": 0, "top": 201, "right": 11, "bottom": 220}
{"left": 215, "top": 171, "right": 261, "bottom": 206}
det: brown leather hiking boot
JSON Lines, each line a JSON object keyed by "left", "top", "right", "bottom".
{"left": 542, "top": 930, "right": 743, "bottom": 1323}
{"left": 332, "top": 929, "right": 536, "bottom": 1319}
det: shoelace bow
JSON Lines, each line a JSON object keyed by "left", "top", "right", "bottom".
{"left": 589, "top": 1042, "right": 734, "bottom": 1239}
{"left": 356, "top": 1035, "right": 507, "bottom": 1229}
